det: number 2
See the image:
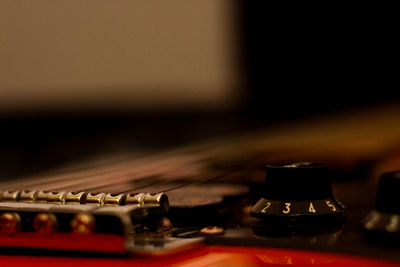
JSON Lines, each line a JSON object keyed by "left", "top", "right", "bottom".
{"left": 261, "top": 202, "right": 271, "bottom": 213}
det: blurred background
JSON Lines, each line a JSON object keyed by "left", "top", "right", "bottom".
{"left": 0, "top": 1, "right": 399, "bottom": 179}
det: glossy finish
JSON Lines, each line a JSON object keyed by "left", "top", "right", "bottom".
{"left": 0, "top": 246, "right": 398, "bottom": 267}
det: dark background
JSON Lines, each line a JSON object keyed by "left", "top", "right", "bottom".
{"left": 241, "top": 3, "right": 399, "bottom": 118}
{"left": 0, "top": 3, "right": 398, "bottom": 179}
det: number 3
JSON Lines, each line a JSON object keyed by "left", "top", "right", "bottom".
{"left": 282, "top": 202, "right": 291, "bottom": 214}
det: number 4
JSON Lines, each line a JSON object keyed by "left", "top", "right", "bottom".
{"left": 309, "top": 202, "right": 316, "bottom": 213}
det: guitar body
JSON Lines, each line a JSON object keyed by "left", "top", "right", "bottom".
{"left": 1, "top": 106, "right": 400, "bottom": 266}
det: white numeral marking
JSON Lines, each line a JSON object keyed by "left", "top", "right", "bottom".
{"left": 282, "top": 202, "right": 291, "bottom": 214}
{"left": 309, "top": 202, "right": 316, "bottom": 213}
{"left": 326, "top": 200, "right": 336, "bottom": 211}
{"left": 261, "top": 202, "right": 271, "bottom": 213}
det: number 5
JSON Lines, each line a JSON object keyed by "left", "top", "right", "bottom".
{"left": 326, "top": 200, "right": 336, "bottom": 211}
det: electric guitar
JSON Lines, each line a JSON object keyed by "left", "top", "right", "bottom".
{"left": 1, "top": 106, "right": 400, "bottom": 266}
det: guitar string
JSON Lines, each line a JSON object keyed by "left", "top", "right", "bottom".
{"left": 6, "top": 158, "right": 242, "bottom": 195}
{"left": 0, "top": 154, "right": 146, "bottom": 190}
{"left": 3, "top": 158, "right": 203, "bottom": 192}
{"left": 68, "top": 173, "right": 220, "bottom": 194}
{"left": 0, "top": 146, "right": 213, "bottom": 190}
{"left": 46, "top": 167, "right": 229, "bottom": 195}
{"left": 0, "top": 132, "right": 246, "bottom": 192}
{"left": 45, "top": 162, "right": 208, "bottom": 192}
{"left": 0, "top": 144, "right": 244, "bottom": 195}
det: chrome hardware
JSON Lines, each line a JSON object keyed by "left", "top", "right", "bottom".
{"left": 47, "top": 191, "right": 68, "bottom": 204}
{"left": 126, "top": 193, "right": 169, "bottom": 212}
{"left": 1, "top": 191, "right": 21, "bottom": 202}
{"left": 65, "top": 191, "right": 87, "bottom": 204}
{"left": 86, "top": 192, "right": 107, "bottom": 206}
{"left": 35, "top": 191, "right": 50, "bottom": 203}
{"left": 125, "top": 193, "right": 146, "bottom": 206}
{"left": 19, "top": 190, "right": 38, "bottom": 202}
{"left": 104, "top": 193, "right": 126, "bottom": 206}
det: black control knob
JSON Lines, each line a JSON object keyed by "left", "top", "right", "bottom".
{"left": 250, "top": 162, "right": 344, "bottom": 234}
{"left": 262, "top": 162, "right": 333, "bottom": 201}
{"left": 362, "top": 171, "right": 400, "bottom": 240}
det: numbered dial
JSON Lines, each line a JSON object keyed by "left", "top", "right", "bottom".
{"left": 250, "top": 162, "right": 344, "bottom": 229}
{"left": 362, "top": 171, "right": 400, "bottom": 238}
{"left": 253, "top": 199, "right": 341, "bottom": 216}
